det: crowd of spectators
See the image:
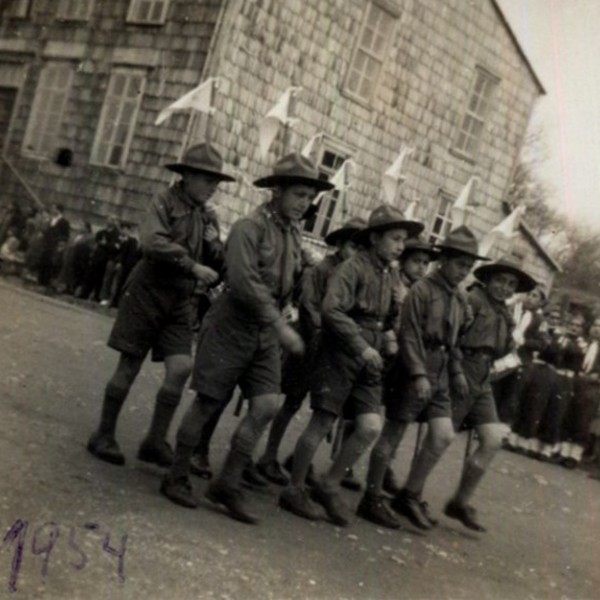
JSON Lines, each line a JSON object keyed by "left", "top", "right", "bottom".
{"left": 0, "top": 200, "right": 141, "bottom": 308}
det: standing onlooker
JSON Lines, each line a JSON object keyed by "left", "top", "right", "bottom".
{"left": 59, "top": 221, "right": 95, "bottom": 295}
{"left": 37, "top": 203, "right": 70, "bottom": 287}
{"left": 79, "top": 217, "right": 120, "bottom": 301}
{"left": 109, "top": 221, "right": 141, "bottom": 307}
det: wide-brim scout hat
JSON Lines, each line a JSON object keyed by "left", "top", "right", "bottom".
{"left": 165, "top": 142, "right": 236, "bottom": 182}
{"left": 401, "top": 236, "right": 439, "bottom": 260}
{"left": 354, "top": 204, "right": 424, "bottom": 245}
{"left": 474, "top": 257, "right": 537, "bottom": 293}
{"left": 253, "top": 153, "right": 334, "bottom": 192}
{"left": 434, "top": 225, "right": 490, "bottom": 261}
{"left": 324, "top": 216, "right": 367, "bottom": 246}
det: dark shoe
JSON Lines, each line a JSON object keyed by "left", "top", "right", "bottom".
{"left": 444, "top": 500, "right": 486, "bottom": 532}
{"left": 340, "top": 468, "right": 362, "bottom": 492}
{"left": 356, "top": 493, "right": 401, "bottom": 529}
{"left": 137, "top": 439, "right": 174, "bottom": 467}
{"left": 419, "top": 499, "right": 438, "bottom": 527}
{"left": 390, "top": 489, "right": 432, "bottom": 530}
{"left": 382, "top": 467, "right": 403, "bottom": 496}
{"left": 242, "top": 462, "right": 269, "bottom": 488}
{"left": 310, "top": 483, "right": 352, "bottom": 527}
{"left": 561, "top": 457, "right": 578, "bottom": 470}
{"left": 279, "top": 486, "right": 321, "bottom": 520}
{"left": 257, "top": 460, "right": 289, "bottom": 486}
{"left": 160, "top": 475, "right": 197, "bottom": 508}
{"left": 87, "top": 433, "right": 125, "bottom": 466}
{"left": 205, "top": 482, "right": 258, "bottom": 524}
{"left": 190, "top": 453, "right": 213, "bottom": 479}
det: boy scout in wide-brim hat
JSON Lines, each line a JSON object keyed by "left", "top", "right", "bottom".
{"left": 253, "top": 153, "right": 334, "bottom": 191}
{"left": 161, "top": 152, "right": 329, "bottom": 523}
{"left": 165, "top": 143, "right": 236, "bottom": 181}
{"left": 474, "top": 258, "right": 537, "bottom": 294}
{"left": 400, "top": 236, "right": 439, "bottom": 261}
{"left": 354, "top": 204, "right": 424, "bottom": 245}
{"left": 434, "top": 225, "right": 490, "bottom": 261}
{"left": 324, "top": 217, "right": 367, "bottom": 246}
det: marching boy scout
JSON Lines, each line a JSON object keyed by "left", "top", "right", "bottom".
{"left": 443, "top": 257, "right": 536, "bottom": 532}
{"left": 256, "top": 217, "right": 366, "bottom": 485}
{"left": 87, "top": 143, "right": 234, "bottom": 466}
{"left": 160, "top": 153, "right": 333, "bottom": 524}
{"left": 380, "top": 236, "right": 439, "bottom": 497}
{"left": 362, "top": 226, "right": 484, "bottom": 530}
{"left": 279, "top": 205, "right": 424, "bottom": 527}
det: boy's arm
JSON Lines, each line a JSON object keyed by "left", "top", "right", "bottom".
{"left": 141, "top": 192, "right": 196, "bottom": 274}
{"left": 321, "top": 260, "right": 370, "bottom": 357}
{"left": 399, "top": 283, "right": 429, "bottom": 377}
{"left": 225, "top": 218, "right": 281, "bottom": 325}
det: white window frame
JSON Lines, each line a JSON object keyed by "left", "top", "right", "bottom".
{"left": 90, "top": 69, "right": 146, "bottom": 169}
{"left": 454, "top": 67, "right": 499, "bottom": 159}
{"left": 304, "top": 141, "right": 352, "bottom": 240}
{"left": 22, "top": 62, "right": 73, "bottom": 158}
{"left": 344, "top": 1, "right": 397, "bottom": 104}
{"left": 428, "top": 191, "right": 454, "bottom": 244}
{"left": 8, "top": 0, "right": 32, "bottom": 18}
{"left": 126, "top": 0, "right": 170, "bottom": 25}
{"left": 57, "top": 0, "right": 94, "bottom": 21}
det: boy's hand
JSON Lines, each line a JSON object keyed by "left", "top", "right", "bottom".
{"left": 191, "top": 264, "right": 219, "bottom": 285}
{"left": 382, "top": 340, "right": 399, "bottom": 357}
{"left": 275, "top": 321, "right": 305, "bottom": 355}
{"left": 452, "top": 373, "right": 469, "bottom": 399}
{"left": 361, "top": 347, "right": 384, "bottom": 371}
{"left": 204, "top": 224, "right": 219, "bottom": 242}
{"left": 413, "top": 376, "right": 431, "bottom": 401}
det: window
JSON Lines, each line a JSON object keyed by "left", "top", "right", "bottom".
{"left": 22, "top": 63, "right": 73, "bottom": 157}
{"left": 7, "top": 0, "right": 32, "bottom": 18}
{"left": 454, "top": 67, "right": 499, "bottom": 158}
{"left": 57, "top": 0, "right": 94, "bottom": 20}
{"left": 91, "top": 70, "right": 146, "bottom": 168}
{"left": 304, "top": 147, "right": 349, "bottom": 239}
{"left": 345, "top": 2, "right": 396, "bottom": 103}
{"left": 127, "top": 0, "right": 170, "bottom": 24}
{"left": 428, "top": 192, "right": 454, "bottom": 244}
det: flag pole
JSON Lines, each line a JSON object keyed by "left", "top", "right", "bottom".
{"left": 204, "top": 78, "right": 218, "bottom": 143}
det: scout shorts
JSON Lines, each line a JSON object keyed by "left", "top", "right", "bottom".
{"left": 190, "top": 294, "right": 281, "bottom": 402}
{"left": 108, "top": 269, "right": 194, "bottom": 362}
{"left": 384, "top": 349, "right": 452, "bottom": 423}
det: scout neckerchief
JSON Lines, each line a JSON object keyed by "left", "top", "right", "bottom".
{"left": 264, "top": 201, "right": 301, "bottom": 303}
{"left": 485, "top": 289, "right": 515, "bottom": 355}
{"left": 177, "top": 181, "right": 209, "bottom": 263}
{"left": 429, "top": 270, "right": 466, "bottom": 347}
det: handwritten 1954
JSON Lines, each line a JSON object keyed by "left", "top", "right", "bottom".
{"left": 1, "top": 519, "right": 127, "bottom": 593}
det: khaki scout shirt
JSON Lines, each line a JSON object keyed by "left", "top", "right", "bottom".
{"left": 460, "top": 285, "right": 514, "bottom": 359}
{"left": 223, "top": 201, "right": 303, "bottom": 325}
{"left": 140, "top": 182, "right": 223, "bottom": 282}
{"left": 321, "top": 248, "right": 399, "bottom": 357}
{"left": 400, "top": 270, "right": 471, "bottom": 378}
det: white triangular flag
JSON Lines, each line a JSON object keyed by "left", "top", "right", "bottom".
{"left": 301, "top": 133, "right": 324, "bottom": 160}
{"left": 330, "top": 159, "right": 355, "bottom": 192}
{"left": 258, "top": 86, "right": 302, "bottom": 159}
{"left": 478, "top": 205, "right": 526, "bottom": 257}
{"left": 451, "top": 176, "right": 479, "bottom": 226}
{"left": 155, "top": 77, "right": 221, "bottom": 125}
{"left": 382, "top": 147, "right": 414, "bottom": 204}
{"left": 404, "top": 200, "right": 417, "bottom": 220}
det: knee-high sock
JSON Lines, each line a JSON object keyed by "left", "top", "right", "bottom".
{"left": 145, "top": 388, "right": 182, "bottom": 444}
{"left": 98, "top": 382, "right": 129, "bottom": 437}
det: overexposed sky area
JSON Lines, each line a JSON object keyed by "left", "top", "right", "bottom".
{"left": 496, "top": 0, "right": 600, "bottom": 231}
